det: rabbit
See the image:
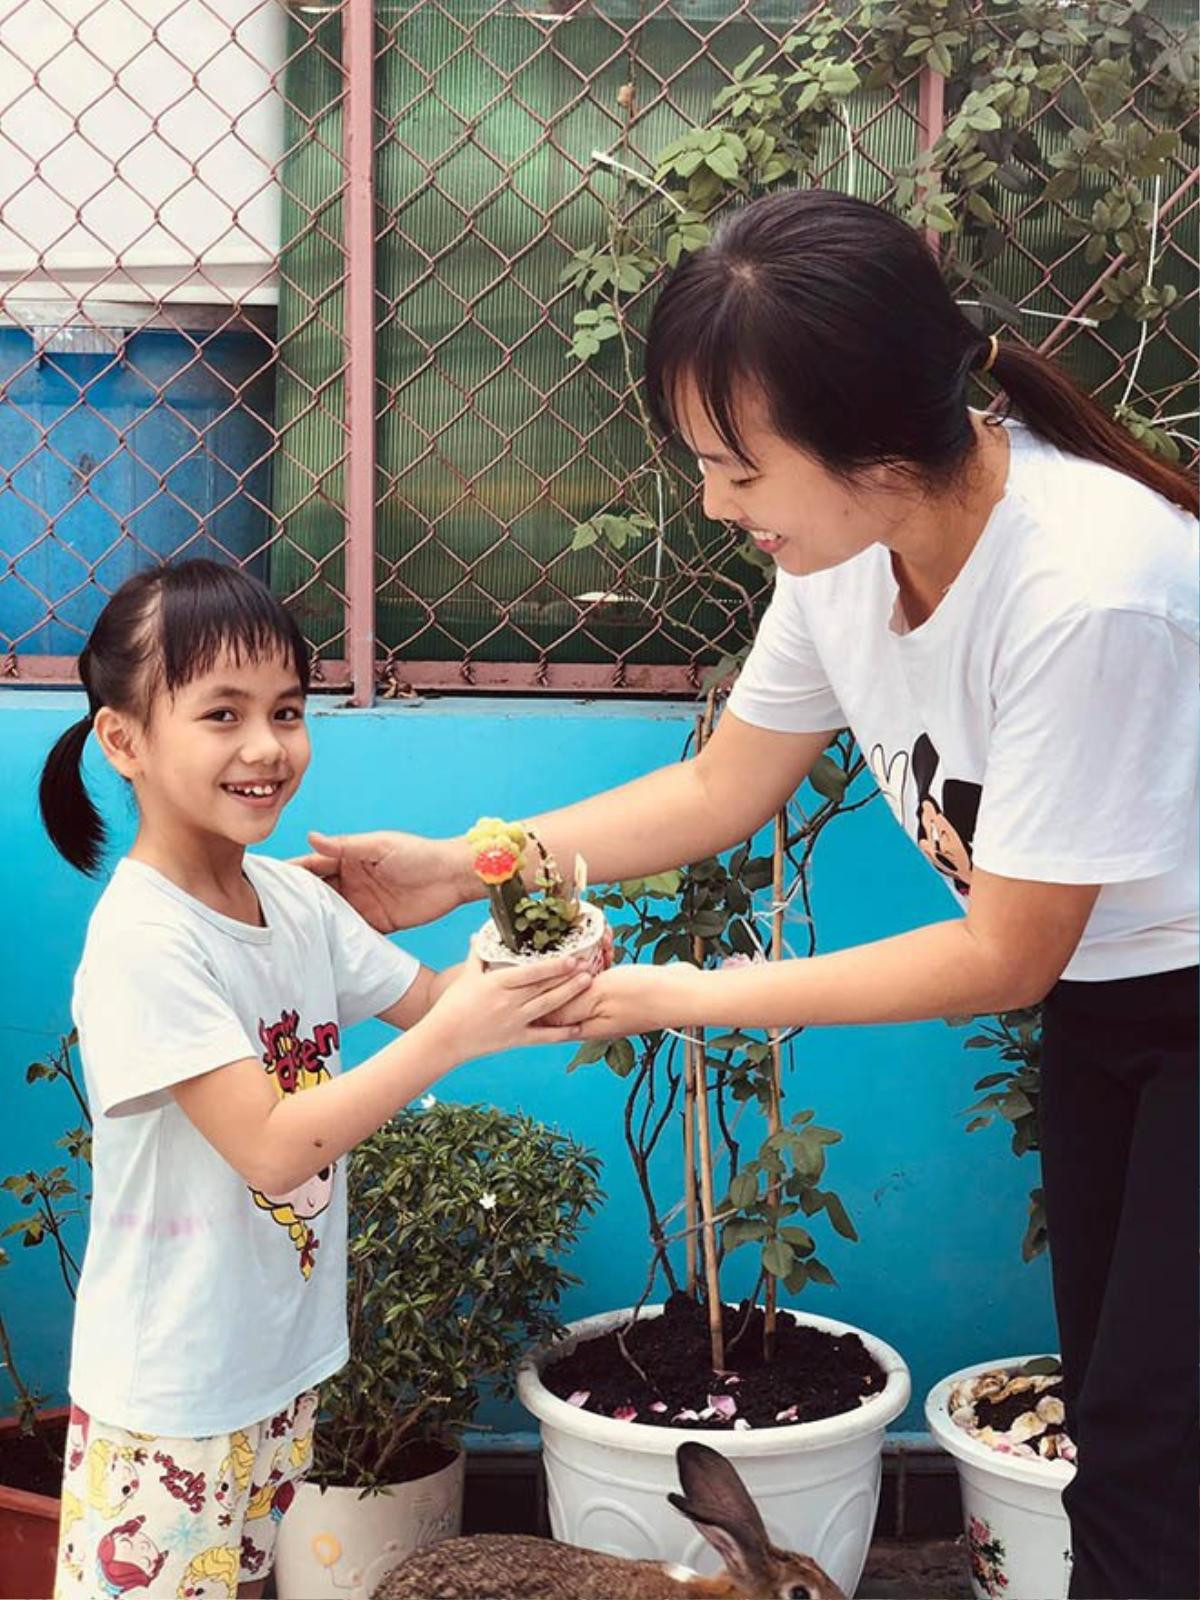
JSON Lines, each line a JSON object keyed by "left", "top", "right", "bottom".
{"left": 371, "top": 1439, "right": 845, "bottom": 1600}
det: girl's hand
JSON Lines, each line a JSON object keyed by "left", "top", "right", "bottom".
{"left": 422, "top": 952, "right": 591, "bottom": 1062}
{"left": 546, "top": 962, "right": 703, "bottom": 1039}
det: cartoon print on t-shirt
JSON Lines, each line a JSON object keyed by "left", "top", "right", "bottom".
{"left": 912, "top": 733, "right": 982, "bottom": 897}
{"left": 868, "top": 743, "right": 910, "bottom": 825}
{"left": 250, "top": 1010, "right": 340, "bottom": 1277}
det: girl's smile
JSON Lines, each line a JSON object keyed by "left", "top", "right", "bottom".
{"left": 221, "top": 778, "right": 289, "bottom": 809}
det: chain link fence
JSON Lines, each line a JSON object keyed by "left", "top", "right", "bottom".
{"left": 1, "top": 0, "right": 1196, "bottom": 699}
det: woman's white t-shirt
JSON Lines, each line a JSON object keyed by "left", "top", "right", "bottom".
{"left": 69, "top": 854, "right": 420, "bottom": 1436}
{"left": 728, "top": 423, "right": 1199, "bottom": 982}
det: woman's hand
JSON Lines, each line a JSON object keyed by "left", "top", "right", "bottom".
{"left": 546, "top": 961, "right": 704, "bottom": 1039}
{"left": 298, "top": 830, "right": 477, "bottom": 932}
{"left": 421, "top": 953, "right": 592, "bottom": 1061}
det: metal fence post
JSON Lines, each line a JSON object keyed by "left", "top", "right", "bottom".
{"left": 917, "top": 63, "right": 946, "bottom": 258}
{"left": 344, "top": 0, "right": 377, "bottom": 707}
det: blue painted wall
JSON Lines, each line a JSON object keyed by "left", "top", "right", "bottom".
{"left": 0, "top": 691, "right": 1056, "bottom": 1435}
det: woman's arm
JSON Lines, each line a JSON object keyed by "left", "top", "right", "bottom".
{"left": 558, "top": 870, "right": 1100, "bottom": 1035}
{"left": 300, "top": 713, "right": 834, "bottom": 932}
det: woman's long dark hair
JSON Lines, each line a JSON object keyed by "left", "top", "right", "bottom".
{"left": 645, "top": 188, "right": 1197, "bottom": 516}
{"left": 39, "top": 560, "right": 310, "bottom": 875}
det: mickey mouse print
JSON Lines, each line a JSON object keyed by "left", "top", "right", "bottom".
{"left": 870, "top": 735, "right": 982, "bottom": 899}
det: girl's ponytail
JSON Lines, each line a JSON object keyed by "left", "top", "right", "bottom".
{"left": 987, "top": 342, "right": 1198, "bottom": 517}
{"left": 39, "top": 714, "right": 105, "bottom": 875}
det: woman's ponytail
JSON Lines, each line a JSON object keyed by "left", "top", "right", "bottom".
{"left": 39, "top": 714, "right": 106, "bottom": 875}
{"left": 987, "top": 342, "right": 1198, "bottom": 517}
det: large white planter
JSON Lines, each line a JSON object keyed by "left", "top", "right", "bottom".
{"left": 926, "top": 1358, "right": 1074, "bottom": 1600}
{"left": 274, "top": 1449, "right": 464, "bottom": 1600}
{"left": 517, "top": 1305, "right": 910, "bottom": 1600}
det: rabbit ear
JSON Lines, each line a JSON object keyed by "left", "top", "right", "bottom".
{"left": 668, "top": 1443, "right": 773, "bottom": 1588}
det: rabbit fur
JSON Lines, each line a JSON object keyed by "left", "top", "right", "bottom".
{"left": 371, "top": 1440, "right": 844, "bottom": 1600}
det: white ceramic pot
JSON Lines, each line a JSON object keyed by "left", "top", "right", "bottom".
{"left": 926, "top": 1358, "right": 1074, "bottom": 1600}
{"left": 273, "top": 1449, "right": 464, "bottom": 1600}
{"left": 517, "top": 1304, "right": 910, "bottom": 1600}
{"left": 472, "top": 901, "right": 608, "bottom": 973}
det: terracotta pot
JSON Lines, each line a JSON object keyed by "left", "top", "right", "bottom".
{"left": 0, "top": 1407, "right": 69, "bottom": 1600}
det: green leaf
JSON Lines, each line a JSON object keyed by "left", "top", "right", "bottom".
{"left": 784, "top": 1262, "right": 809, "bottom": 1294}
{"left": 925, "top": 198, "right": 959, "bottom": 233}
{"left": 823, "top": 1192, "right": 859, "bottom": 1241}
{"left": 566, "top": 1039, "right": 609, "bottom": 1072}
{"left": 709, "top": 1031, "right": 754, "bottom": 1052}
{"left": 605, "top": 1038, "right": 636, "bottom": 1077}
{"left": 809, "top": 754, "right": 849, "bottom": 801}
{"left": 1020, "top": 1355, "right": 1061, "bottom": 1376}
{"left": 706, "top": 147, "right": 741, "bottom": 183}
{"left": 780, "top": 1225, "right": 814, "bottom": 1253}
{"left": 762, "top": 1238, "right": 795, "bottom": 1278}
{"left": 570, "top": 525, "right": 599, "bottom": 551}
{"left": 928, "top": 41, "right": 953, "bottom": 77}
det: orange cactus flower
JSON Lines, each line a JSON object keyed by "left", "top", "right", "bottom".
{"left": 473, "top": 843, "right": 520, "bottom": 885}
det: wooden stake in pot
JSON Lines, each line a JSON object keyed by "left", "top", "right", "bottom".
{"left": 688, "top": 695, "right": 724, "bottom": 1374}
{"left": 764, "top": 806, "right": 787, "bottom": 1362}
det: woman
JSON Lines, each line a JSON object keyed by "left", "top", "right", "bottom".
{"left": 307, "top": 191, "right": 1198, "bottom": 1600}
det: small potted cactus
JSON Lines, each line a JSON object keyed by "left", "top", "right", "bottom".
{"left": 469, "top": 818, "right": 609, "bottom": 973}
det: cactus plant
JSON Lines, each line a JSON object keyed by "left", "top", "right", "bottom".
{"left": 468, "top": 817, "right": 583, "bottom": 955}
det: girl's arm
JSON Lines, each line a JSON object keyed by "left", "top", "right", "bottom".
{"left": 557, "top": 870, "right": 1100, "bottom": 1035}
{"left": 375, "top": 962, "right": 462, "bottom": 1030}
{"left": 172, "top": 955, "right": 586, "bottom": 1194}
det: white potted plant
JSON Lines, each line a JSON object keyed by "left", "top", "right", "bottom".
{"left": 274, "top": 1101, "right": 601, "bottom": 1600}
{"left": 924, "top": 1012, "right": 1073, "bottom": 1600}
{"left": 515, "top": 714, "right": 911, "bottom": 1600}
{"left": 926, "top": 1355, "right": 1073, "bottom": 1600}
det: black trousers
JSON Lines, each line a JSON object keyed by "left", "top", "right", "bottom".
{"left": 1040, "top": 965, "right": 1199, "bottom": 1600}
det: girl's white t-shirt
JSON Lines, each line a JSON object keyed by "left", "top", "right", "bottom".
{"left": 728, "top": 423, "right": 1199, "bottom": 982}
{"left": 69, "top": 854, "right": 420, "bottom": 1436}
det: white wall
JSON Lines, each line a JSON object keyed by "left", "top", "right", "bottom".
{"left": 0, "top": 0, "right": 287, "bottom": 305}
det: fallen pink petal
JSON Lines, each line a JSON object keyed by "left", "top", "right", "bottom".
{"left": 613, "top": 1405, "right": 638, "bottom": 1422}
{"left": 707, "top": 1393, "right": 738, "bottom": 1420}
{"left": 566, "top": 1390, "right": 590, "bottom": 1407}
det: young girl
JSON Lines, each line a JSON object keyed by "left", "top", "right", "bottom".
{"left": 39, "top": 559, "right": 590, "bottom": 1600}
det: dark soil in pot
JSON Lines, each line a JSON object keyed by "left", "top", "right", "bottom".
{"left": 1, "top": 1414, "right": 65, "bottom": 1498}
{"left": 541, "top": 1292, "right": 886, "bottom": 1430}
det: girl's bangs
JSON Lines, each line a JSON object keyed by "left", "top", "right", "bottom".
{"left": 157, "top": 569, "right": 310, "bottom": 697}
